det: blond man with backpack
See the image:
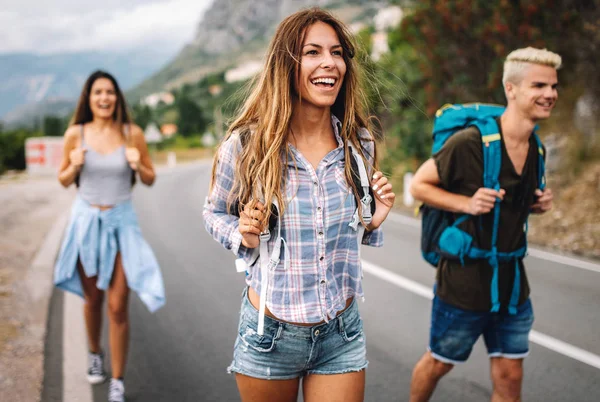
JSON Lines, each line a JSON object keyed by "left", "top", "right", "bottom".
{"left": 409, "top": 47, "right": 559, "bottom": 402}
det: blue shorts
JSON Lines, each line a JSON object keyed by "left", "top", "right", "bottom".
{"left": 227, "top": 288, "right": 368, "bottom": 380}
{"left": 429, "top": 296, "right": 534, "bottom": 364}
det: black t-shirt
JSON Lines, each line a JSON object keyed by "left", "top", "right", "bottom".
{"left": 432, "top": 119, "right": 542, "bottom": 311}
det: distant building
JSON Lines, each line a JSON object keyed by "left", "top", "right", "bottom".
{"left": 208, "top": 85, "right": 223, "bottom": 96}
{"left": 144, "top": 123, "right": 162, "bottom": 144}
{"left": 141, "top": 92, "right": 175, "bottom": 108}
{"left": 225, "top": 61, "right": 263, "bottom": 83}
{"left": 349, "top": 22, "right": 366, "bottom": 34}
{"left": 371, "top": 32, "right": 390, "bottom": 62}
{"left": 369, "top": 6, "right": 403, "bottom": 62}
{"left": 161, "top": 123, "right": 178, "bottom": 138}
{"left": 373, "top": 6, "right": 403, "bottom": 32}
{"left": 201, "top": 132, "right": 216, "bottom": 147}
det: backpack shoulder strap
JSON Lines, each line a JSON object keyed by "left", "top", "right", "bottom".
{"left": 473, "top": 118, "right": 502, "bottom": 190}
{"left": 121, "top": 123, "right": 131, "bottom": 145}
{"left": 532, "top": 132, "right": 546, "bottom": 190}
{"left": 80, "top": 124, "right": 85, "bottom": 147}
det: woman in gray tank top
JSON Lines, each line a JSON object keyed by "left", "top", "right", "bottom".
{"left": 55, "top": 70, "right": 165, "bottom": 402}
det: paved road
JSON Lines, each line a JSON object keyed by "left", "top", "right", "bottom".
{"left": 43, "top": 162, "right": 600, "bottom": 401}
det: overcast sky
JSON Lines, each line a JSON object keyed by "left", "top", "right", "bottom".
{"left": 0, "top": 0, "right": 214, "bottom": 55}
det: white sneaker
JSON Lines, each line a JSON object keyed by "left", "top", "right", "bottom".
{"left": 108, "top": 378, "right": 125, "bottom": 402}
{"left": 86, "top": 351, "right": 107, "bottom": 384}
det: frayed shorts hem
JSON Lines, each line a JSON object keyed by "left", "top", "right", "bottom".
{"left": 307, "top": 361, "right": 369, "bottom": 376}
{"left": 227, "top": 362, "right": 369, "bottom": 380}
{"left": 226, "top": 363, "right": 302, "bottom": 380}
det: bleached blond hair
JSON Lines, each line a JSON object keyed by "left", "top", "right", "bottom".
{"left": 502, "top": 47, "right": 562, "bottom": 86}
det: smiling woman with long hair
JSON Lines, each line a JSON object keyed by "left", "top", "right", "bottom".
{"left": 203, "top": 8, "right": 396, "bottom": 402}
{"left": 53, "top": 70, "right": 165, "bottom": 402}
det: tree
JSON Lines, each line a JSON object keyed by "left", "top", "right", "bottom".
{"left": 370, "top": 0, "right": 600, "bottom": 167}
{"left": 364, "top": 24, "right": 433, "bottom": 165}
{"left": 176, "top": 85, "right": 206, "bottom": 136}
{"left": 574, "top": 0, "right": 600, "bottom": 98}
{"left": 131, "top": 104, "right": 154, "bottom": 129}
{"left": 43, "top": 115, "right": 65, "bottom": 136}
{"left": 0, "top": 129, "right": 42, "bottom": 173}
{"left": 399, "top": 0, "right": 585, "bottom": 115}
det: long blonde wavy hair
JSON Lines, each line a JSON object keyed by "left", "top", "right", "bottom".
{"left": 210, "top": 7, "right": 377, "bottom": 229}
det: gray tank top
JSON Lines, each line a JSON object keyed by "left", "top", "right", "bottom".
{"left": 78, "top": 124, "right": 133, "bottom": 206}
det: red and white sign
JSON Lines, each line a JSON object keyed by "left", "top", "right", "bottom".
{"left": 25, "top": 137, "right": 64, "bottom": 175}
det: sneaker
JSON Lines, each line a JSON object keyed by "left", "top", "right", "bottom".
{"left": 87, "top": 351, "right": 107, "bottom": 384}
{"left": 108, "top": 378, "right": 125, "bottom": 402}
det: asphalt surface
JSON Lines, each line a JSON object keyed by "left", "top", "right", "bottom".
{"left": 43, "top": 162, "right": 600, "bottom": 401}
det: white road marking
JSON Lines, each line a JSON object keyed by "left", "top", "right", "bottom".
{"left": 362, "top": 260, "right": 600, "bottom": 370}
{"left": 63, "top": 292, "right": 93, "bottom": 402}
{"left": 386, "top": 211, "right": 600, "bottom": 273}
{"left": 527, "top": 248, "right": 600, "bottom": 273}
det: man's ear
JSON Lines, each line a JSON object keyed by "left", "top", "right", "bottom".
{"left": 505, "top": 81, "right": 516, "bottom": 101}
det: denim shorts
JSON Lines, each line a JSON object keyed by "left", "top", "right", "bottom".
{"left": 429, "top": 296, "right": 534, "bottom": 364}
{"left": 227, "top": 288, "right": 368, "bottom": 380}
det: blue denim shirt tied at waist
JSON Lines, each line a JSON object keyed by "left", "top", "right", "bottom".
{"left": 54, "top": 195, "right": 165, "bottom": 312}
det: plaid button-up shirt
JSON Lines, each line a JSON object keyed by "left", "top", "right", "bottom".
{"left": 203, "top": 115, "right": 383, "bottom": 323}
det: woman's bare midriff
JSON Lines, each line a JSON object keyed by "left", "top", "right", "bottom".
{"left": 92, "top": 205, "right": 114, "bottom": 211}
{"left": 247, "top": 286, "right": 353, "bottom": 327}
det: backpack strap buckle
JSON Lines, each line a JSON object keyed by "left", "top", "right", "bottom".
{"left": 360, "top": 194, "right": 373, "bottom": 225}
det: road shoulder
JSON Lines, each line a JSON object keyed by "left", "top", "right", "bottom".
{"left": 0, "top": 175, "right": 74, "bottom": 401}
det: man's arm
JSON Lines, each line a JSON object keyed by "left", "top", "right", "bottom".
{"left": 410, "top": 158, "right": 505, "bottom": 216}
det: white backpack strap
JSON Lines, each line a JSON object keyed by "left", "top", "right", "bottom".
{"left": 257, "top": 198, "right": 284, "bottom": 335}
{"left": 257, "top": 230, "right": 271, "bottom": 335}
{"left": 347, "top": 143, "right": 373, "bottom": 231}
{"left": 357, "top": 225, "right": 365, "bottom": 278}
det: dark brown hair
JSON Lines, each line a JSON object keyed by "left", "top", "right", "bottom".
{"left": 70, "top": 70, "right": 131, "bottom": 129}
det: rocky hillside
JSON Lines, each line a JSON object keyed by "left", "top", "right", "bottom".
{"left": 130, "top": 0, "right": 388, "bottom": 99}
{"left": 528, "top": 161, "right": 600, "bottom": 259}
{"left": 2, "top": 99, "right": 75, "bottom": 129}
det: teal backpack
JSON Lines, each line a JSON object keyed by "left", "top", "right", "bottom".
{"left": 420, "top": 103, "right": 546, "bottom": 314}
